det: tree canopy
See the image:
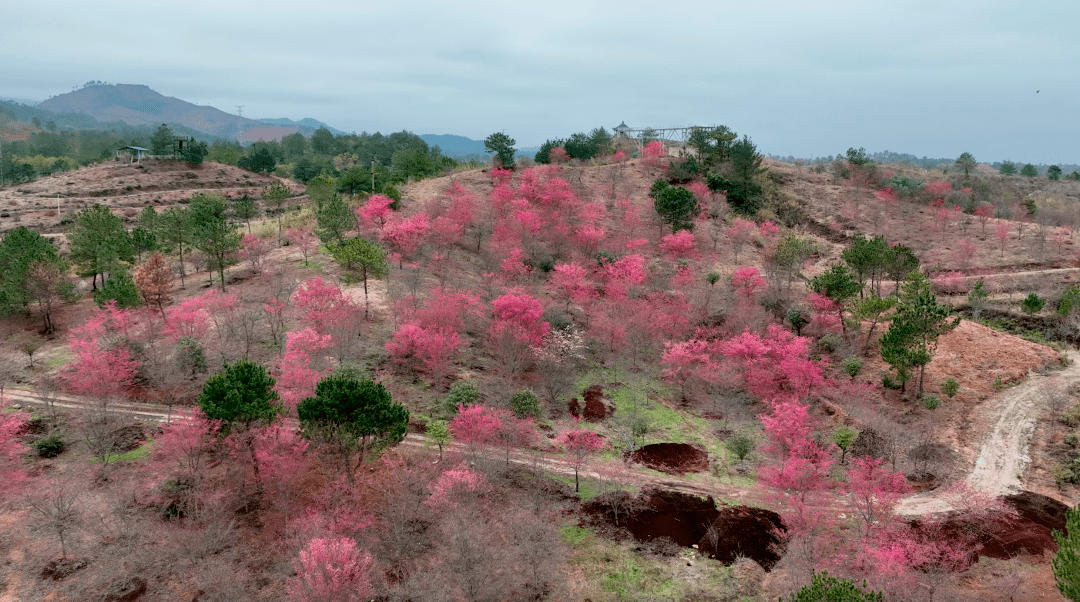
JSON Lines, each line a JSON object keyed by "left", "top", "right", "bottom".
{"left": 650, "top": 181, "right": 698, "bottom": 233}
{"left": 484, "top": 132, "right": 516, "bottom": 169}
{"left": 198, "top": 360, "right": 280, "bottom": 429}
{"left": 0, "top": 227, "right": 72, "bottom": 332}
{"left": 1054, "top": 504, "right": 1080, "bottom": 601}
{"left": 880, "top": 272, "right": 959, "bottom": 395}
{"left": 189, "top": 193, "right": 241, "bottom": 290}
{"left": 954, "top": 152, "right": 976, "bottom": 178}
{"left": 297, "top": 374, "right": 409, "bottom": 477}
{"left": 68, "top": 204, "right": 133, "bottom": 290}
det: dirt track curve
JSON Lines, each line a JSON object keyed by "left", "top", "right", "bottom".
{"left": 897, "top": 350, "right": 1080, "bottom": 516}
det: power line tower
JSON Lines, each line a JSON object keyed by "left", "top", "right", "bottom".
{"left": 236, "top": 106, "right": 244, "bottom": 144}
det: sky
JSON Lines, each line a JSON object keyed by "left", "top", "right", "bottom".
{"left": 5, "top": 0, "right": 1079, "bottom": 164}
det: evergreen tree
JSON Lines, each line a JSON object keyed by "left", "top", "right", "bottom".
{"left": 92, "top": 269, "right": 142, "bottom": 309}
{"left": 484, "top": 132, "right": 516, "bottom": 169}
{"left": 810, "top": 263, "right": 862, "bottom": 335}
{"left": 198, "top": 360, "right": 279, "bottom": 430}
{"left": 297, "top": 374, "right": 408, "bottom": 480}
{"left": 955, "top": 152, "right": 977, "bottom": 178}
{"left": 1053, "top": 504, "right": 1080, "bottom": 601}
{"left": 68, "top": 204, "right": 133, "bottom": 290}
{"left": 781, "top": 571, "right": 882, "bottom": 602}
{"left": 155, "top": 207, "right": 193, "bottom": 287}
{"left": 150, "top": 123, "right": 175, "bottom": 156}
{"left": 327, "top": 237, "right": 387, "bottom": 317}
{"left": 316, "top": 193, "right": 354, "bottom": 246}
{"left": 230, "top": 195, "right": 259, "bottom": 234}
{"left": 880, "top": 272, "right": 959, "bottom": 396}
{"left": 0, "top": 227, "right": 66, "bottom": 317}
{"left": 651, "top": 183, "right": 698, "bottom": 233}
{"left": 189, "top": 193, "right": 241, "bottom": 291}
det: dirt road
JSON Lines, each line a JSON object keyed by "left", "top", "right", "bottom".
{"left": 897, "top": 350, "right": 1080, "bottom": 516}
{"left": 2, "top": 388, "right": 750, "bottom": 504}
{"left": 9, "top": 346, "right": 1074, "bottom": 519}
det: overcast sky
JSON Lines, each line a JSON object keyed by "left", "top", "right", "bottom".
{"left": 5, "top": 0, "right": 1078, "bottom": 163}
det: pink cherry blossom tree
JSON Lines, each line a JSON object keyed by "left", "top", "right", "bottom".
{"left": 558, "top": 428, "right": 606, "bottom": 492}
{"left": 287, "top": 537, "right": 373, "bottom": 602}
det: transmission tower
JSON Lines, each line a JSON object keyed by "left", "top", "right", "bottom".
{"left": 236, "top": 106, "right": 244, "bottom": 143}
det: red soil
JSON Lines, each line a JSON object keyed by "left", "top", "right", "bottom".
{"left": 567, "top": 385, "right": 613, "bottom": 422}
{"left": 630, "top": 442, "right": 709, "bottom": 475}
{"left": 583, "top": 488, "right": 786, "bottom": 571}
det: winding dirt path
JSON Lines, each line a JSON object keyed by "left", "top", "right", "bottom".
{"left": 9, "top": 344, "right": 1076, "bottom": 519}
{"left": 1, "top": 388, "right": 751, "bottom": 504}
{"left": 897, "top": 350, "right": 1080, "bottom": 516}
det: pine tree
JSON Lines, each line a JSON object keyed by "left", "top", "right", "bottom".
{"left": 1054, "top": 505, "right": 1080, "bottom": 601}
{"left": 189, "top": 194, "right": 241, "bottom": 291}
{"left": 880, "top": 272, "right": 959, "bottom": 396}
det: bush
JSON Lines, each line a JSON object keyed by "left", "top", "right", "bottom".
{"left": 33, "top": 434, "right": 65, "bottom": 458}
{"left": 882, "top": 374, "right": 903, "bottom": 390}
{"left": 509, "top": 389, "right": 542, "bottom": 420}
{"left": 819, "top": 333, "right": 842, "bottom": 353}
{"left": 1058, "top": 286, "right": 1080, "bottom": 316}
{"left": 922, "top": 394, "right": 942, "bottom": 410}
{"left": 441, "top": 380, "right": 481, "bottom": 418}
{"left": 1022, "top": 292, "right": 1045, "bottom": 315}
{"left": 726, "top": 433, "right": 755, "bottom": 462}
{"left": 842, "top": 356, "right": 863, "bottom": 379}
{"left": 940, "top": 378, "right": 960, "bottom": 398}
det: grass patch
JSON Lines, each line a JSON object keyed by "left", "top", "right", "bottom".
{"left": 92, "top": 439, "right": 154, "bottom": 464}
{"left": 565, "top": 531, "right": 738, "bottom": 602}
{"left": 559, "top": 524, "right": 593, "bottom": 547}
{"left": 549, "top": 472, "right": 602, "bottom": 501}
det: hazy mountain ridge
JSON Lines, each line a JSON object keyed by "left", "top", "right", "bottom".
{"left": 257, "top": 117, "right": 346, "bottom": 136}
{"left": 32, "top": 84, "right": 335, "bottom": 143}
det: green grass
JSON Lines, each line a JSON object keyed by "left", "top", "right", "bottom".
{"left": 92, "top": 439, "right": 154, "bottom": 464}
{"left": 559, "top": 524, "right": 592, "bottom": 547}
{"left": 549, "top": 472, "right": 603, "bottom": 501}
{"left": 564, "top": 525, "right": 738, "bottom": 602}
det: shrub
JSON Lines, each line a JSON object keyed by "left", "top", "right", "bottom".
{"left": 33, "top": 434, "right": 65, "bottom": 458}
{"left": 922, "top": 394, "right": 942, "bottom": 410}
{"left": 441, "top": 380, "right": 481, "bottom": 418}
{"left": 726, "top": 433, "right": 755, "bottom": 462}
{"left": 882, "top": 374, "right": 902, "bottom": 390}
{"left": 819, "top": 333, "right": 842, "bottom": 353}
{"left": 941, "top": 378, "right": 960, "bottom": 398}
{"left": 1022, "top": 292, "right": 1045, "bottom": 315}
{"left": 1058, "top": 285, "right": 1080, "bottom": 316}
{"left": 842, "top": 356, "right": 863, "bottom": 379}
{"left": 509, "top": 389, "right": 542, "bottom": 420}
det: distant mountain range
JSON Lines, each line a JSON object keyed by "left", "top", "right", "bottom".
{"left": 30, "top": 84, "right": 344, "bottom": 142}
{"left": 0, "top": 96, "right": 40, "bottom": 106}
{"left": 418, "top": 134, "right": 540, "bottom": 159}
{"left": 257, "top": 117, "right": 347, "bottom": 136}
{"left": 419, "top": 134, "right": 489, "bottom": 158}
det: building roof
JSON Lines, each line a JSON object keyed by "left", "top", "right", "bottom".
{"left": 118, "top": 146, "right": 150, "bottom": 151}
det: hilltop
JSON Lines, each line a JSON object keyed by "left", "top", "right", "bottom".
{"left": 0, "top": 158, "right": 301, "bottom": 234}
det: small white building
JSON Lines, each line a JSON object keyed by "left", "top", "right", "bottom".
{"left": 116, "top": 146, "right": 150, "bottom": 163}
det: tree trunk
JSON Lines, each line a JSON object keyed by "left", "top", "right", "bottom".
{"left": 178, "top": 243, "right": 186, "bottom": 288}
